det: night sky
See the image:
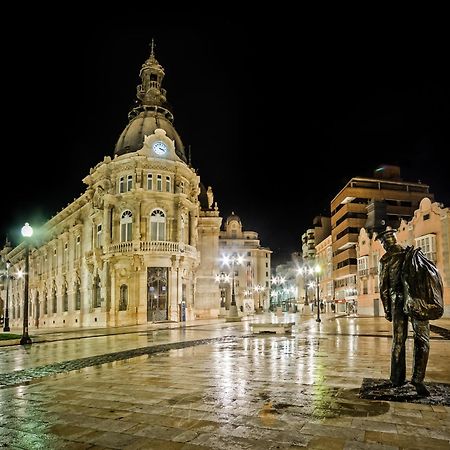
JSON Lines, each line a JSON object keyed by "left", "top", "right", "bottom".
{"left": 2, "top": 15, "right": 449, "bottom": 266}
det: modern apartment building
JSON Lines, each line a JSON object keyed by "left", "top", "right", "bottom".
{"left": 331, "top": 165, "right": 433, "bottom": 306}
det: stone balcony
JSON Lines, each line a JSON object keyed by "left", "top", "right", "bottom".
{"left": 107, "top": 241, "right": 197, "bottom": 258}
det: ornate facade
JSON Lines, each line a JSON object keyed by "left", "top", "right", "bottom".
{"left": 1, "top": 47, "right": 224, "bottom": 329}
{"left": 218, "top": 213, "right": 272, "bottom": 313}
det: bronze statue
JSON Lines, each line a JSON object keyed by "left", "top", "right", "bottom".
{"left": 377, "top": 228, "right": 443, "bottom": 397}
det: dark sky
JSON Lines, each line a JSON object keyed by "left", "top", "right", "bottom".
{"left": 2, "top": 15, "right": 449, "bottom": 266}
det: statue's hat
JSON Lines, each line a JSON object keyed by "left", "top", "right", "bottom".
{"left": 375, "top": 227, "right": 397, "bottom": 241}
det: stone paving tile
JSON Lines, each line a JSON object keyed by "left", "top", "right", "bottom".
{"left": 1, "top": 317, "right": 449, "bottom": 449}
{"left": 364, "top": 429, "right": 449, "bottom": 449}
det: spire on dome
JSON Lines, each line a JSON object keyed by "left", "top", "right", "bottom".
{"left": 127, "top": 39, "right": 173, "bottom": 122}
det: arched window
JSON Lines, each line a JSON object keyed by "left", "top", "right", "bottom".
{"left": 119, "top": 284, "right": 128, "bottom": 311}
{"left": 120, "top": 210, "right": 133, "bottom": 242}
{"left": 119, "top": 176, "right": 125, "bottom": 193}
{"left": 150, "top": 209, "right": 166, "bottom": 241}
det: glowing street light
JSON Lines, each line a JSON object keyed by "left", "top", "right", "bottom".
{"left": 215, "top": 272, "right": 230, "bottom": 317}
{"left": 221, "top": 253, "right": 244, "bottom": 321}
{"left": 271, "top": 275, "right": 285, "bottom": 311}
{"left": 20, "top": 222, "right": 33, "bottom": 345}
{"left": 254, "top": 284, "right": 265, "bottom": 312}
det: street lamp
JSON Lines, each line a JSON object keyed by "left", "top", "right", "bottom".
{"left": 221, "top": 253, "right": 244, "bottom": 321}
{"left": 254, "top": 284, "right": 265, "bottom": 312}
{"left": 20, "top": 222, "right": 33, "bottom": 345}
{"left": 215, "top": 272, "right": 230, "bottom": 317}
{"left": 271, "top": 275, "right": 285, "bottom": 312}
{"left": 3, "top": 260, "right": 11, "bottom": 332}
{"left": 297, "top": 266, "right": 313, "bottom": 315}
{"left": 314, "top": 264, "right": 321, "bottom": 323}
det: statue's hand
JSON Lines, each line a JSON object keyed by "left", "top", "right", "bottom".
{"left": 385, "top": 313, "right": 392, "bottom": 322}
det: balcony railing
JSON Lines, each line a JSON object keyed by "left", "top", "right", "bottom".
{"left": 108, "top": 241, "right": 197, "bottom": 257}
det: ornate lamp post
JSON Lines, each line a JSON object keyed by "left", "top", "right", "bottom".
{"left": 3, "top": 260, "right": 11, "bottom": 332}
{"left": 221, "top": 253, "right": 244, "bottom": 322}
{"left": 314, "top": 264, "right": 321, "bottom": 323}
{"left": 215, "top": 272, "right": 230, "bottom": 317}
{"left": 254, "top": 284, "right": 265, "bottom": 312}
{"left": 298, "top": 266, "right": 313, "bottom": 315}
{"left": 20, "top": 222, "right": 33, "bottom": 345}
{"left": 271, "top": 275, "right": 285, "bottom": 312}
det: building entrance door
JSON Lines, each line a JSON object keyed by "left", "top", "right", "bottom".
{"left": 147, "top": 267, "right": 168, "bottom": 322}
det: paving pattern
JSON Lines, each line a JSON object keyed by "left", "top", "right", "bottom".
{"left": 0, "top": 315, "right": 449, "bottom": 449}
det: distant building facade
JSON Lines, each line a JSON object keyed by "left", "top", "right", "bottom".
{"left": 218, "top": 213, "right": 271, "bottom": 314}
{"left": 331, "top": 165, "right": 433, "bottom": 310}
{"left": 357, "top": 198, "right": 449, "bottom": 317}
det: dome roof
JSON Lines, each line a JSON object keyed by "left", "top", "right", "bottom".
{"left": 226, "top": 212, "right": 241, "bottom": 226}
{"left": 114, "top": 109, "right": 186, "bottom": 162}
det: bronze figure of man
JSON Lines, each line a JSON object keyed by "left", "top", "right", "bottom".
{"left": 377, "top": 228, "right": 430, "bottom": 396}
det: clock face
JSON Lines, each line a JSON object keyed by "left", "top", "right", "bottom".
{"left": 152, "top": 140, "right": 168, "bottom": 155}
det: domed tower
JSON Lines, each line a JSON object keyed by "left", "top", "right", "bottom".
{"left": 115, "top": 40, "right": 187, "bottom": 162}
{"left": 82, "top": 43, "right": 213, "bottom": 325}
{"left": 3, "top": 43, "right": 224, "bottom": 332}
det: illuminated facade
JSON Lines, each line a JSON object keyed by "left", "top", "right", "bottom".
{"left": 0, "top": 47, "right": 224, "bottom": 329}
{"left": 218, "top": 213, "right": 272, "bottom": 313}
{"left": 357, "top": 198, "right": 449, "bottom": 317}
{"left": 331, "top": 166, "right": 433, "bottom": 308}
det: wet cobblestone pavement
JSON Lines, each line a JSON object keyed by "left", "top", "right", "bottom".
{"left": 0, "top": 314, "right": 449, "bottom": 449}
{"left": 0, "top": 336, "right": 237, "bottom": 388}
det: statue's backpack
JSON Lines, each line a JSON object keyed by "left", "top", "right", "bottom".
{"left": 402, "top": 247, "right": 444, "bottom": 320}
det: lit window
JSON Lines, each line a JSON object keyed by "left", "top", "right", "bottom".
{"left": 120, "top": 210, "right": 133, "bottom": 242}
{"left": 147, "top": 173, "right": 153, "bottom": 190}
{"left": 415, "top": 234, "right": 436, "bottom": 262}
{"left": 96, "top": 224, "right": 102, "bottom": 248}
{"left": 150, "top": 209, "right": 166, "bottom": 241}
{"left": 75, "top": 236, "right": 81, "bottom": 259}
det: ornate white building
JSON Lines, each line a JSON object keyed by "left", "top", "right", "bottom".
{"left": 1, "top": 47, "right": 226, "bottom": 329}
{"left": 218, "top": 213, "right": 272, "bottom": 313}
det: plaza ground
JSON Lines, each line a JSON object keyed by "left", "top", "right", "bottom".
{"left": 0, "top": 313, "right": 449, "bottom": 449}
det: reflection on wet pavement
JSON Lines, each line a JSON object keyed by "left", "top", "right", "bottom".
{"left": 0, "top": 315, "right": 449, "bottom": 449}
